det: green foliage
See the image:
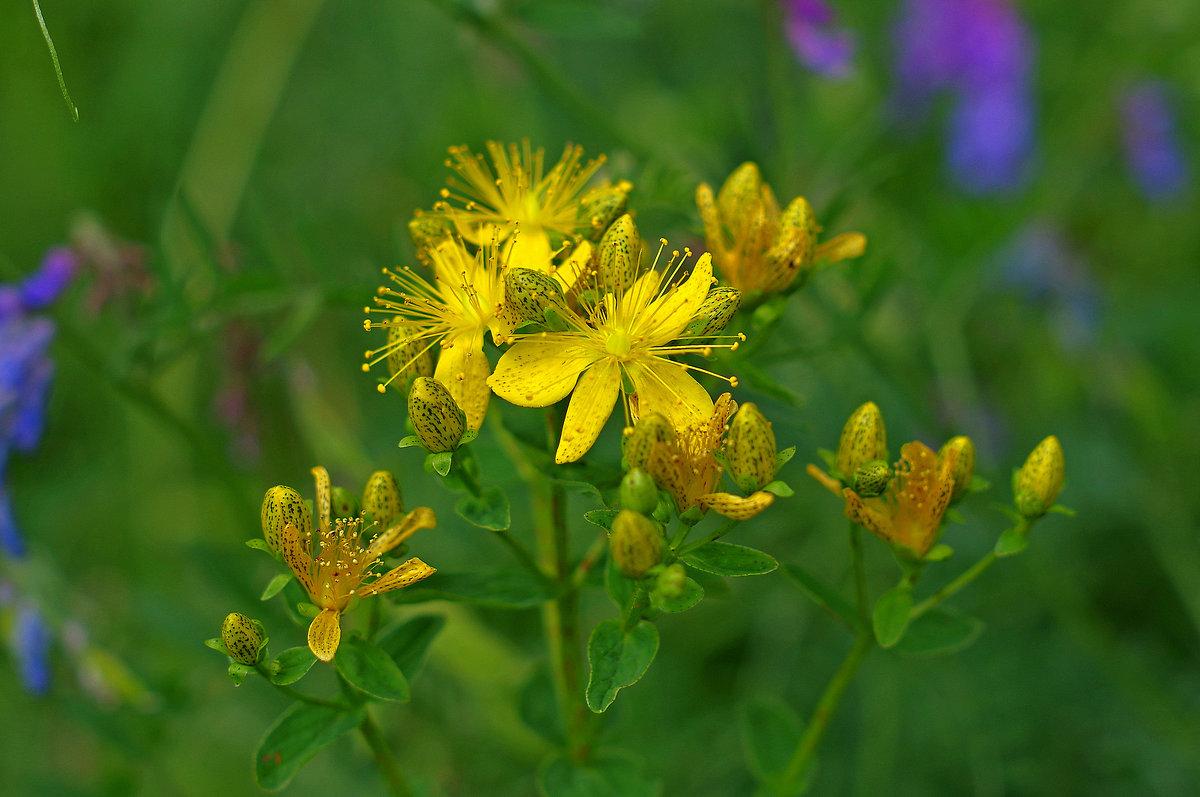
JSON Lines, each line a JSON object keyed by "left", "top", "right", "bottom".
{"left": 454, "top": 486, "right": 511, "bottom": 530}
{"left": 334, "top": 636, "right": 411, "bottom": 703}
{"left": 254, "top": 704, "right": 363, "bottom": 791}
{"left": 873, "top": 585, "right": 913, "bottom": 648}
{"left": 894, "top": 609, "right": 984, "bottom": 657}
{"left": 585, "top": 619, "right": 660, "bottom": 713}
{"left": 268, "top": 647, "right": 318, "bottom": 686}
{"left": 682, "top": 541, "right": 779, "bottom": 577}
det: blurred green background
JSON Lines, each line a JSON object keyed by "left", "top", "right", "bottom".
{"left": 2, "top": 0, "right": 1198, "bottom": 794}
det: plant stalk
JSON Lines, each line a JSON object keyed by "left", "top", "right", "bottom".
{"left": 358, "top": 710, "right": 415, "bottom": 797}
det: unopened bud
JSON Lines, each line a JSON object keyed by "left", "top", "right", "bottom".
{"left": 726, "top": 402, "right": 777, "bottom": 492}
{"left": 408, "top": 377, "right": 466, "bottom": 453}
{"left": 609, "top": 510, "right": 663, "bottom": 579}
{"left": 502, "top": 268, "right": 569, "bottom": 327}
{"left": 623, "top": 413, "right": 676, "bottom": 471}
{"left": 763, "top": 196, "right": 819, "bottom": 293}
{"left": 408, "top": 214, "right": 453, "bottom": 251}
{"left": 683, "top": 286, "right": 742, "bottom": 339}
{"left": 330, "top": 487, "right": 361, "bottom": 520}
{"left": 620, "top": 468, "right": 658, "bottom": 515}
{"left": 654, "top": 563, "right": 687, "bottom": 601}
{"left": 851, "top": 460, "right": 892, "bottom": 498}
{"left": 1013, "top": 436, "right": 1064, "bottom": 518}
{"left": 598, "top": 214, "right": 641, "bottom": 292}
{"left": 363, "top": 470, "right": 404, "bottom": 529}
{"left": 716, "top": 162, "right": 765, "bottom": 224}
{"left": 261, "top": 485, "right": 312, "bottom": 553}
{"left": 385, "top": 325, "right": 435, "bottom": 394}
{"left": 580, "top": 181, "right": 632, "bottom": 241}
{"left": 221, "top": 612, "right": 265, "bottom": 666}
{"left": 835, "top": 402, "right": 888, "bottom": 480}
{"left": 938, "top": 436, "right": 976, "bottom": 504}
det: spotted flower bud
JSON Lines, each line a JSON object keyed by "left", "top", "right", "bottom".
{"left": 851, "top": 460, "right": 892, "bottom": 498}
{"left": 609, "top": 510, "right": 663, "bottom": 579}
{"left": 383, "top": 325, "right": 434, "bottom": 394}
{"left": 597, "top": 214, "right": 642, "bottom": 292}
{"left": 407, "top": 213, "right": 453, "bottom": 251}
{"left": 363, "top": 470, "right": 404, "bottom": 529}
{"left": 938, "top": 436, "right": 976, "bottom": 504}
{"left": 726, "top": 402, "right": 777, "bottom": 493}
{"left": 1013, "top": 436, "right": 1064, "bottom": 518}
{"left": 683, "top": 286, "right": 742, "bottom": 339}
{"left": 835, "top": 402, "right": 887, "bottom": 480}
{"left": 654, "top": 563, "right": 687, "bottom": 601}
{"left": 330, "top": 487, "right": 361, "bottom": 520}
{"left": 221, "top": 612, "right": 265, "bottom": 666}
{"left": 623, "top": 413, "right": 676, "bottom": 471}
{"left": 408, "top": 377, "right": 467, "bottom": 453}
{"left": 580, "top": 181, "right": 633, "bottom": 241}
{"left": 261, "top": 485, "right": 312, "bottom": 553}
{"left": 502, "top": 268, "right": 570, "bottom": 327}
{"left": 620, "top": 468, "right": 659, "bottom": 515}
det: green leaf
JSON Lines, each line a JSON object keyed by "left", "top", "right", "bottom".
{"left": 537, "top": 750, "right": 659, "bottom": 797}
{"left": 775, "top": 446, "right": 797, "bottom": 471}
{"left": 605, "top": 550, "right": 635, "bottom": 610}
{"left": 516, "top": 0, "right": 643, "bottom": 40}
{"left": 781, "top": 563, "right": 864, "bottom": 633}
{"left": 995, "top": 526, "right": 1029, "bottom": 557}
{"left": 296, "top": 602, "right": 320, "bottom": 619}
{"left": 269, "top": 647, "right": 317, "bottom": 685}
{"left": 425, "top": 451, "right": 453, "bottom": 476}
{"left": 393, "top": 570, "right": 553, "bottom": 609}
{"left": 334, "top": 636, "right": 411, "bottom": 702}
{"left": 228, "top": 662, "right": 251, "bottom": 685}
{"left": 683, "top": 541, "right": 778, "bottom": 577}
{"left": 584, "top": 509, "right": 619, "bottom": 530}
{"left": 923, "top": 544, "right": 954, "bottom": 562}
{"left": 245, "top": 538, "right": 273, "bottom": 554}
{"left": 376, "top": 614, "right": 446, "bottom": 679}
{"left": 205, "top": 637, "right": 229, "bottom": 655}
{"left": 742, "top": 698, "right": 804, "bottom": 785}
{"left": 651, "top": 577, "right": 704, "bottom": 613}
{"left": 585, "top": 619, "right": 659, "bottom": 713}
{"left": 460, "top": 428, "right": 480, "bottom": 445}
{"left": 254, "top": 703, "right": 362, "bottom": 791}
{"left": 260, "top": 573, "right": 292, "bottom": 601}
{"left": 398, "top": 435, "right": 421, "bottom": 449}
{"left": 455, "top": 486, "right": 511, "bottom": 530}
{"left": 895, "top": 609, "right": 984, "bottom": 656}
{"left": 873, "top": 584, "right": 913, "bottom": 648}
{"left": 763, "top": 480, "right": 794, "bottom": 497}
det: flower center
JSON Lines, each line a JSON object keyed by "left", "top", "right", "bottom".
{"left": 605, "top": 328, "right": 633, "bottom": 357}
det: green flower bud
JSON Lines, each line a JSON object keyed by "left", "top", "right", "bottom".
{"left": 654, "top": 563, "right": 687, "bottom": 601}
{"left": 384, "top": 325, "right": 434, "bottom": 394}
{"left": 716, "top": 162, "right": 764, "bottom": 225}
{"left": 851, "top": 460, "right": 892, "bottom": 498}
{"left": 622, "top": 413, "right": 676, "bottom": 471}
{"left": 1013, "top": 436, "right": 1064, "bottom": 518}
{"left": 598, "top": 214, "right": 642, "bottom": 292}
{"left": 620, "top": 468, "right": 658, "bottom": 515}
{"left": 221, "top": 612, "right": 265, "bottom": 666}
{"left": 330, "top": 487, "right": 361, "bottom": 520}
{"left": 502, "top": 268, "right": 570, "bottom": 327}
{"left": 938, "top": 435, "right": 976, "bottom": 504}
{"left": 408, "top": 377, "right": 466, "bottom": 453}
{"left": 363, "top": 470, "right": 404, "bottom": 529}
{"left": 835, "top": 402, "right": 888, "bottom": 480}
{"left": 580, "top": 181, "right": 633, "bottom": 241}
{"left": 609, "top": 510, "right": 663, "bottom": 579}
{"left": 261, "top": 485, "right": 312, "bottom": 553}
{"left": 726, "top": 402, "right": 777, "bottom": 492}
{"left": 408, "top": 213, "right": 453, "bottom": 251}
{"left": 683, "top": 286, "right": 742, "bottom": 339}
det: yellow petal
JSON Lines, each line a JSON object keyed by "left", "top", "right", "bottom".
{"left": 359, "top": 557, "right": 436, "bottom": 597}
{"left": 311, "top": 466, "right": 332, "bottom": 533}
{"left": 307, "top": 608, "right": 342, "bottom": 662}
{"left": 281, "top": 522, "right": 315, "bottom": 597}
{"left": 555, "top": 358, "right": 622, "bottom": 464}
{"left": 617, "top": 269, "right": 662, "bottom": 321}
{"left": 363, "top": 506, "right": 437, "bottom": 563}
{"left": 634, "top": 253, "right": 714, "bottom": 344}
{"left": 505, "top": 227, "right": 554, "bottom": 270}
{"left": 815, "top": 232, "right": 866, "bottom": 264}
{"left": 553, "top": 240, "right": 592, "bottom": 292}
{"left": 625, "top": 359, "right": 713, "bottom": 436}
{"left": 488, "top": 338, "right": 600, "bottom": 406}
{"left": 699, "top": 490, "right": 775, "bottom": 519}
{"left": 843, "top": 488, "right": 892, "bottom": 543}
{"left": 435, "top": 330, "right": 491, "bottom": 430}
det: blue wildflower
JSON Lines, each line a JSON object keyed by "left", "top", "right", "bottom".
{"left": 12, "top": 604, "right": 52, "bottom": 694}
{"left": 1119, "top": 81, "right": 1190, "bottom": 202}
{"left": 782, "top": 0, "right": 855, "bottom": 78}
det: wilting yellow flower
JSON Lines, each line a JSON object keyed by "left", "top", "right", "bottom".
{"left": 281, "top": 467, "right": 436, "bottom": 662}
{"left": 487, "top": 221, "right": 743, "bottom": 464}
{"left": 696, "top": 162, "right": 865, "bottom": 295}
{"left": 842, "top": 441, "right": 958, "bottom": 558}
{"left": 434, "top": 141, "right": 609, "bottom": 267}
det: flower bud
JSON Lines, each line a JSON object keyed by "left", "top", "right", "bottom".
{"left": 330, "top": 487, "right": 361, "bottom": 520}
{"left": 408, "top": 377, "right": 466, "bottom": 453}
{"left": 683, "top": 286, "right": 742, "bottom": 339}
{"left": 726, "top": 402, "right": 777, "bottom": 492}
{"left": 620, "top": 468, "right": 659, "bottom": 515}
{"left": 762, "top": 196, "right": 819, "bottom": 293}
{"left": 502, "top": 268, "right": 570, "bottom": 327}
{"left": 385, "top": 325, "right": 435, "bottom": 394}
{"left": 851, "top": 460, "right": 892, "bottom": 498}
{"left": 363, "top": 470, "right": 404, "bottom": 529}
{"left": 1013, "top": 436, "right": 1064, "bottom": 518}
{"left": 654, "top": 563, "right": 687, "bottom": 601}
{"left": 597, "top": 214, "right": 642, "bottom": 292}
{"left": 221, "top": 612, "right": 265, "bottom": 666}
{"left": 835, "top": 402, "right": 887, "bottom": 480}
{"left": 716, "top": 162, "right": 765, "bottom": 225}
{"left": 622, "top": 413, "right": 676, "bottom": 471}
{"left": 609, "top": 510, "right": 663, "bottom": 579}
{"left": 938, "top": 436, "right": 976, "bottom": 504}
{"left": 261, "top": 485, "right": 312, "bottom": 553}
{"left": 407, "top": 213, "right": 453, "bottom": 251}
{"left": 580, "top": 181, "right": 632, "bottom": 241}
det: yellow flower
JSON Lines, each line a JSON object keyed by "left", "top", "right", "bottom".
{"left": 696, "top": 162, "right": 865, "bottom": 295}
{"left": 487, "top": 224, "right": 743, "bottom": 464}
{"left": 435, "top": 141, "right": 608, "bottom": 267}
{"left": 842, "top": 441, "right": 958, "bottom": 558}
{"left": 281, "top": 467, "right": 436, "bottom": 662}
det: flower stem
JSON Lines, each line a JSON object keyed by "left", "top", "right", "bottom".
{"left": 676, "top": 519, "right": 740, "bottom": 557}
{"left": 358, "top": 710, "right": 415, "bottom": 797}
{"left": 910, "top": 551, "right": 997, "bottom": 619}
{"left": 848, "top": 521, "right": 870, "bottom": 627}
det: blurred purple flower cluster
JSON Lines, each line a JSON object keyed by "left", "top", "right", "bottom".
{"left": 782, "top": 0, "right": 855, "bottom": 78}
{"left": 1119, "top": 81, "right": 1190, "bottom": 202}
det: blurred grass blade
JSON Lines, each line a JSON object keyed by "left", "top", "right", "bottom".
{"left": 32, "top": 0, "right": 78, "bottom": 121}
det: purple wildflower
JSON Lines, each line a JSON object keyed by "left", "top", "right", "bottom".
{"left": 782, "top": 0, "right": 855, "bottom": 78}
{"left": 1120, "top": 81, "right": 1190, "bottom": 202}
{"left": 11, "top": 604, "right": 52, "bottom": 694}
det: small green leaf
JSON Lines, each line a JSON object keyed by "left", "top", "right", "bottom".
{"left": 742, "top": 698, "right": 804, "bottom": 784}
{"left": 1048, "top": 503, "right": 1076, "bottom": 517}
{"left": 605, "top": 552, "right": 636, "bottom": 610}
{"left": 763, "top": 480, "right": 794, "bottom": 497}
{"left": 923, "top": 544, "right": 954, "bottom": 562}
{"left": 376, "top": 614, "right": 446, "bottom": 679}
{"left": 228, "top": 662, "right": 251, "bottom": 685}
{"left": 775, "top": 446, "right": 797, "bottom": 470}
{"left": 455, "top": 486, "right": 511, "bottom": 530}
{"left": 537, "top": 749, "right": 660, "bottom": 797}
{"left": 460, "top": 428, "right": 480, "bottom": 445}
{"left": 584, "top": 509, "right": 620, "bottom": 530}
{"left": 260, "top": 573, "right": 292, "bottom": 601}
{"left": 873, "top": 584, "right": 913, "bottom": 648}
{"left": 425, "top": 451, "right": 453, "bottom": 476}
{"left": 334, "top": 636, "right": 411, "bottom": 702}
{"left": 245, "top": 538, "right": 274, "bottom": 554}
{"left": 968, "top": 474, "right": 991, "bottom": 494}
{"left": 995, "top": 527, "right": 1029, "bottom": 557}
{"left": 585, "top": 619, "right": 659, "bottom": 713}
{"left": 895, "top": 608, "right": 984, "bottom": 656}
{"left": 296, "top": 602, "right": 320, "bottom": 619}
{"left": 254, "top": 703, "right": 362, "bottom": 791}
{"left": 651, "top": 577, "right": 704, "bottom": 613}
{"left": 781, "top": 563, "right": 864, "bottom": 633}
{"left": 682, "top": 541, "right": 778, "bottom": 577}
{"left": 205, "top": 637, "right": 229, "bottom": 654}
{"left": 269, "top": 647, "right": 317, "bottom": 685}
{"left": 397, "top": 435, "right": 421, "bottom": 449}
{"left": 393, "top": 570, "right": 553, "bottom": 609}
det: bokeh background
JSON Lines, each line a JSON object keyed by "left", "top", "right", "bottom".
{"left": 2, "top": 0, "right": 1198, "bottom": 794}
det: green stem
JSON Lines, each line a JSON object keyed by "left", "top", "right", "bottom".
{"left": 453, "top": 445, "right": 546, "bottom": 580}
{"left": 777, "top": 633, "right": 875, "bottom": 793}
{"left": 677, "top": 519, "right": 740, "bottom": 557}
{"left": 32, "top": 0, "right": 78, "bottom": 120}
{"left": 358, "top": 710, "right": 414, "bottom": 797}
{"left": 910, "top": 551, "right": 997, "bottom": 620}
{"left": 848, "top": 521, "right": 870, "bottom": 626}
{"left": 622, "top": 584, "right": 649, "bottom": 632}
{"left": 668, "top": 517, "right": 695, "bottom": 553}
{"left": 569, "top": 530, "right": 610, "bottom": 590}
{"left": 254, "top": 665, "right": 346, "bottom": 709}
